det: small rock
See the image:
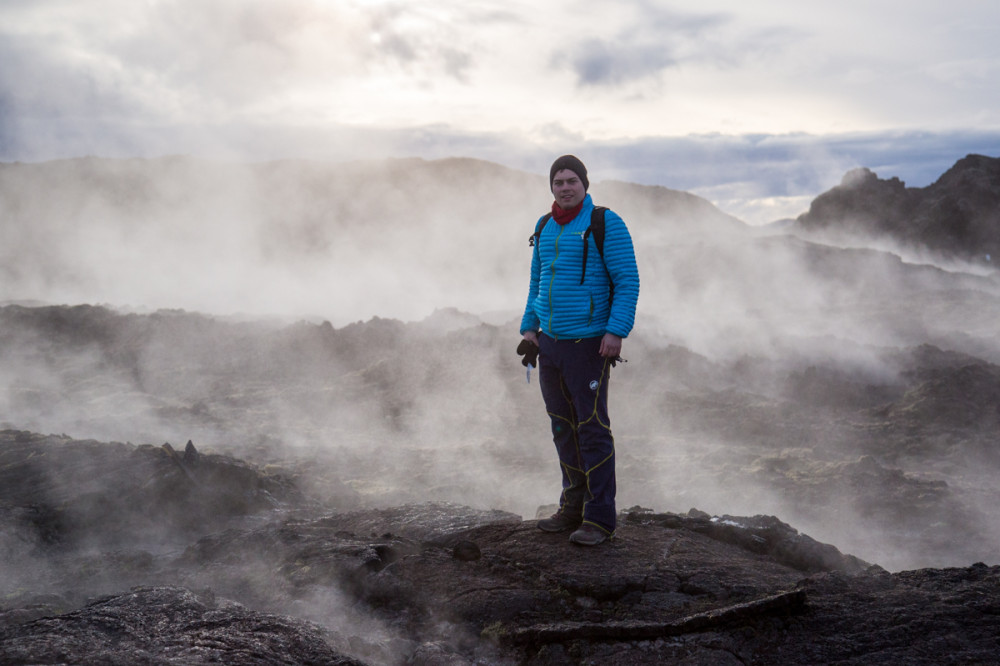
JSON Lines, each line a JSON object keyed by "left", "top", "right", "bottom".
{"left": 183, "top": 440, "right": 199, "bottom": 464}
{"left": 452, "top": 540, "right": 481, "bottom": 561}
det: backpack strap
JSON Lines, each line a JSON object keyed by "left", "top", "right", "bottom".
{"left": 580, "top": 206, "right": 607, "bottom": 285}
{"left": 528, "top": 214, "right": 552, "bottom": 248}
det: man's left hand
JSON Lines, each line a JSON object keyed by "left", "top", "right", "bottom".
{"left": 599, "top": 333, "right": 622, "bottom": 359}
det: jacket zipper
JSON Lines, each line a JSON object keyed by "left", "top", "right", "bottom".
{"left": 546, "top": 224, "right": 565, "bottom": 335}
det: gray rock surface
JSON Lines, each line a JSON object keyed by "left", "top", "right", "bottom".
{"left": 1, "top": 586, "right": 364, "bottom": 665}
{"left": 2, "top": 431, "right": 1000, "bottom": 664}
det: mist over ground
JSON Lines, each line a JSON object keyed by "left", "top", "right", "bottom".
{"left": 2, "top": 156, "right": 999, "bottom": 573}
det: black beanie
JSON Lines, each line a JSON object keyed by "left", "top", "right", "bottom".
{"left": 550, "top": 154, "right": 589, "bottom": 191}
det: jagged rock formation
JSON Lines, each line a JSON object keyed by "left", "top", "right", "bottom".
{"left": 795, "top": 154, "right": 1000, "bottom": 262}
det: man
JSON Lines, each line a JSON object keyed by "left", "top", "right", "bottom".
{"left": 519, "top": 155, "right": 640, "bottom": 546}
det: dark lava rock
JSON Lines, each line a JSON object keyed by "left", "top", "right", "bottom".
{"left": 0, "top": 429, "right": 303, "bottom": 551}
{"left": 0, "top": 586, "right": 365, "bottom": 665}
{"left": 796, "top": 153, "right": 1000, "bottom": 262}
{"left": 4, "top": 433, "right": 1000, "bottom": 664}
{"left": 625, "top": 508, "right": 870, "bottom": 574}
{"left": 751, "top": 563, "right": 1000, "bottom": 666}
{"left": 452, "top": 540, "right": 482, "bottom": 561}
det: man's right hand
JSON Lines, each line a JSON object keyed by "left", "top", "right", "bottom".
{"left": 517, "top": 334, "right": 540, "bottom": 367}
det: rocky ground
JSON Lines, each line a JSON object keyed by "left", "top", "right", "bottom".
{"left": 3, "top": 429, "right": 1000, "bottom": 665}
{"left": 2, "top": 277, "right": 1000, "bottom": 664}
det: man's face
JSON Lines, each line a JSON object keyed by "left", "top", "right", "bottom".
{"left": 552, "top": 169, "right": 586, "bottom": 210}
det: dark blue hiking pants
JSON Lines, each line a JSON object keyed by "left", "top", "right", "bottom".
{"left": 537, "top": 333, "right": 616, "bottom": 535}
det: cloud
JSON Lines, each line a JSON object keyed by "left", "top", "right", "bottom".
{"left": 583, "top": 130, "right": 1000, "bottom": 223}
{"left": 4, "top": 0, "right": 999, "bottom": 138}
{"left": 2, "top": 0, "right": 999, "bottom": 227}
{"left": 559, "top": 37, "right": 677, "bottom": 87}
{"left": 366, "top": 4, "right": 478, "bottom": 82}
{"left": 0, "top": 0, "right": 477, "bottom": 130}
{"left": 552, "top": 4, "right": 725, "bottom": 87}
{"left": 104, "top": 1, "right": 378, "bottom": 116}
{"left": 552, "top": 2, "right": 804, "bottom": 91}
{"left": 0, "top": 31, "right": 137, "bottom": 121}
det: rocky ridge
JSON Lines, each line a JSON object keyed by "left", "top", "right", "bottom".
{"left": 795, "top": 153, "right": 1000, "bottom": 262}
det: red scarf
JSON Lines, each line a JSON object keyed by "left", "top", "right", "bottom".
{"left": 551, "top": 199, "right": 583, "bottom": 225}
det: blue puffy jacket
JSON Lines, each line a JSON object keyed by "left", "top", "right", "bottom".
{"left": 520, "top": 194, "right": 639, "bottom": 339}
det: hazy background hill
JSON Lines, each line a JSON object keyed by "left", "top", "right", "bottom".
{"left": 3, "top": 154, "right": 997, "bottom": 357}
{"left": 0, "top": 156, "right": 743, "bottom": 325}
{"left": 2, "top": 155, "right": 1000, "bottom": 572}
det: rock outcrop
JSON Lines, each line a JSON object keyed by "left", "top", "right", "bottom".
{"left": 796, "top": 154, "right": 1000, "bottom": 262}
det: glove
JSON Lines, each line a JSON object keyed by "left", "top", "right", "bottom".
{"left": 516, "top": 339, "right": 539, "bottom": 368}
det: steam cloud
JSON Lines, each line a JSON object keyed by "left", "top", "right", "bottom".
{"left": 2, "top": 156, "right": 999, "bottom": 574}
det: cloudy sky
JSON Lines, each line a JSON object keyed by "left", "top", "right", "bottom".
{"left": 2, "top": 0, "right": 999, "bottom": 223}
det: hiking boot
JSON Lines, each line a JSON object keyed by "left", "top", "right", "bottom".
{"left": 569, "top": 524, "right": 609, "bottom": 546}
{"left": 537, "top": 511, "right": 582, "bottom": 533}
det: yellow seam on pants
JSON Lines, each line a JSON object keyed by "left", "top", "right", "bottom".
{"left": 557, "top": 374, "right": 581, "bottom": 438}
{"left": 546, "top": 370, "right": 579, "bottom": 429}
{"left": 581, "top": 449, "right": 615, "bottom": 525}
{"left": 582, "top": 451, "right": 615, "bottom": 499}
{"left": 555, "top": 376, "right": 585, "bottom": 473}
{"left": 560, "top": 460, "right": 584, "bottom": 475}
{"left": 560, "top": 459, "right": 585, "bottom": 509}
{"left": 579, "top": 356, "right": 613, "bottom": 430}
{"left": 588, "top": 450, "right": 615, "bottom": 472}
{"left": 547, "top": 411, "right": 575, "bottom": 429}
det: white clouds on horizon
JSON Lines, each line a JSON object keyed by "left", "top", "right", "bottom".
{"left": 2, "top": 0, "right": 1000, "bottom": 222}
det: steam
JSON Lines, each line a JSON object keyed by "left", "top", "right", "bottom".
{"left": 0, "top": 158, "right": 542, "bottom": 322}
{"left": 2, "top": 156, "right": 1000, "bottom": 577}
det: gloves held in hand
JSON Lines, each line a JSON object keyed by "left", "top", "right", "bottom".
{"left": 516, "top": 339, "right": 539, "bottom": 367}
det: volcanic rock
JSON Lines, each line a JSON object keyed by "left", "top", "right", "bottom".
{"left": 796, "top": 153, "right": 1000, "bottom": 262}
{"left": 0, "top": 586, "right": 365, "bottom": 665}
{"left": 3, "top": 434, "right": 1000, "bottom": 664}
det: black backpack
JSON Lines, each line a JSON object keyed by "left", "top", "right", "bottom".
{"left": 529, "top": 206, "right": 608, "bottom": 287}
